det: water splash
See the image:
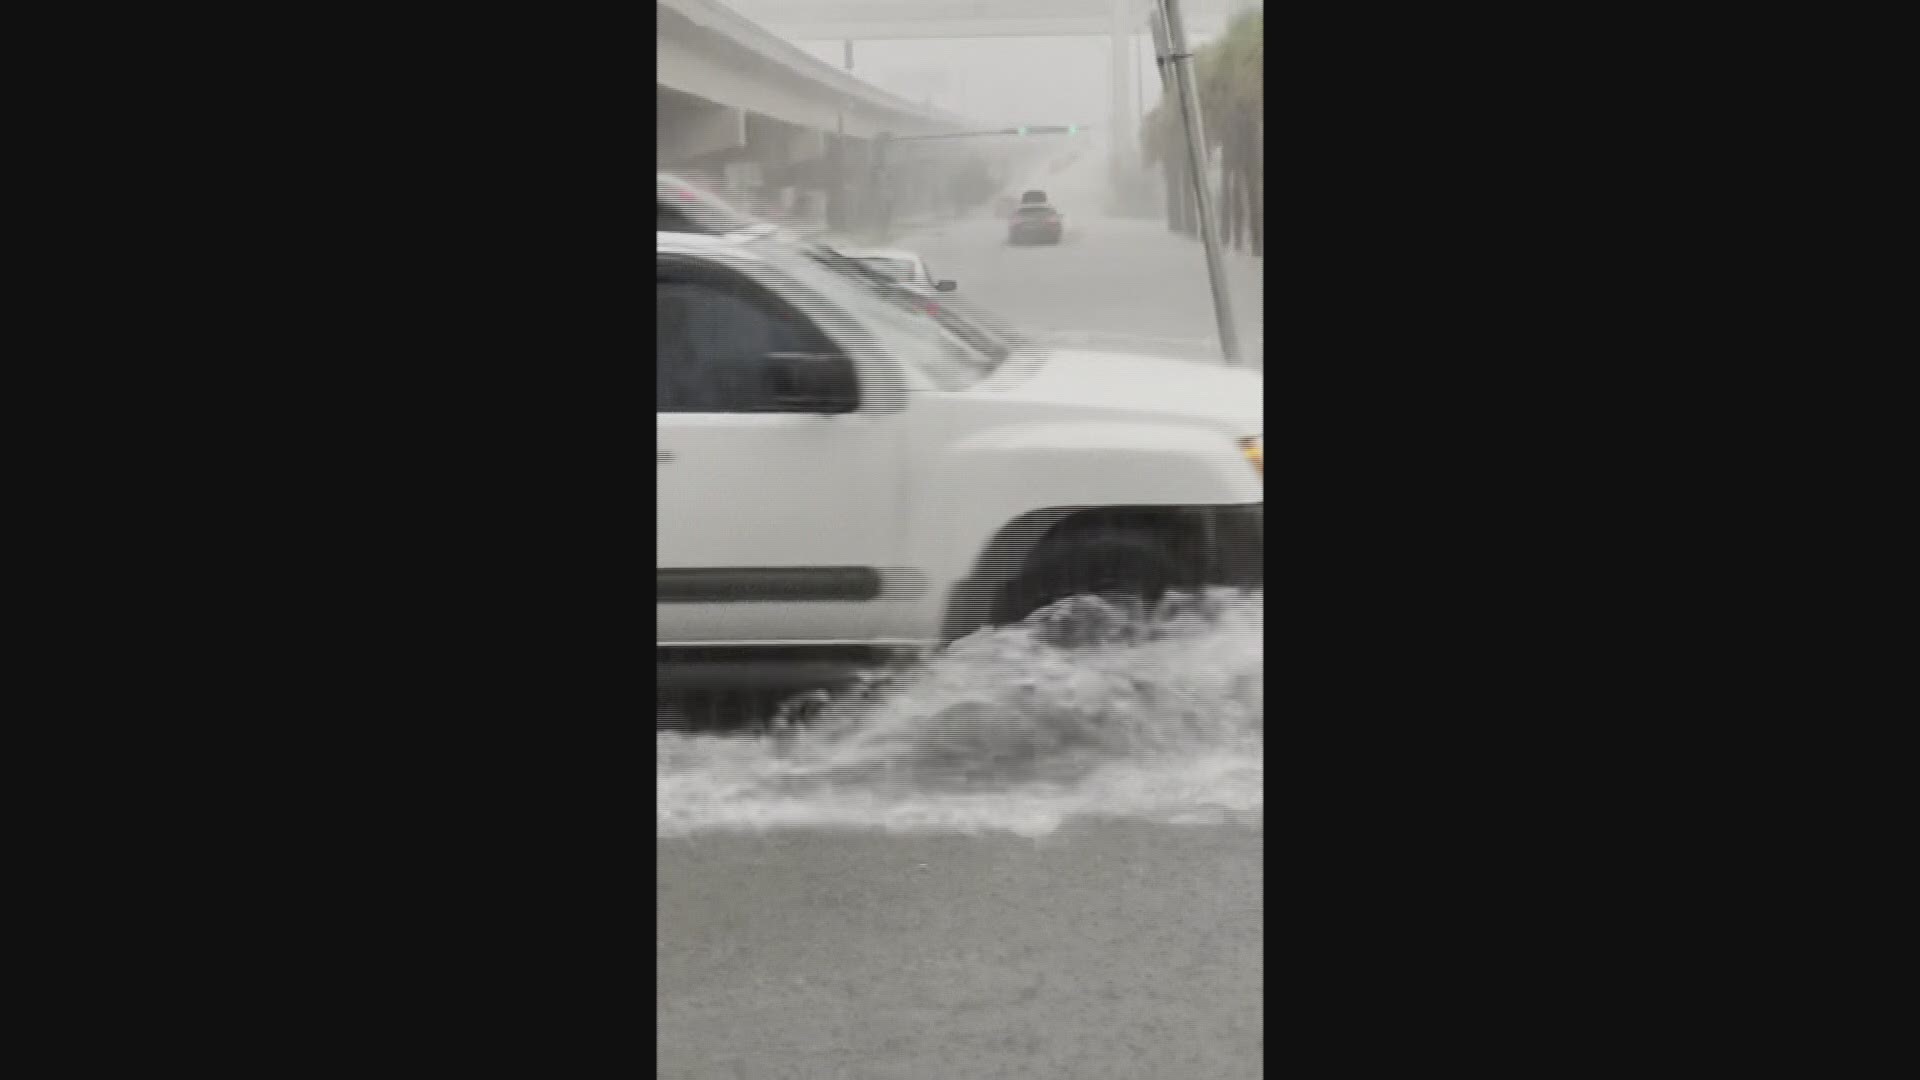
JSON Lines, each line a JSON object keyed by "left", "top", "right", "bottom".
{"left": 657, "top": 590, "right": 1263, "bottom": 837}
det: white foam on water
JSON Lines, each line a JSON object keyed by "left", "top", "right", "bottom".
{"left": 657, "top": 590, "right": 1263, "bottom": 837}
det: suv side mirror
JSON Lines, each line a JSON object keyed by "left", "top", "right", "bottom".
{"left": 935, "top": 279, "right": 957, "bottom": 292}
{"left": 764, "top": 352, "right": 859, "bottom": 414}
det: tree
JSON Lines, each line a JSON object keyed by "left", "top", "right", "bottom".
{"left": 1198, "top": 11, "right": 1262, "bottom": 256}
{"left": 1140, "top": 10, "right": 1262, "bottom": 254}
{"left": 1140, "top": 81, "right": 1195, "bottom": 237}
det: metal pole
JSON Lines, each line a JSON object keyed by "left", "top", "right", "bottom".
{"left": 1156, "top": 0, "right": 1243, "bottom": 365}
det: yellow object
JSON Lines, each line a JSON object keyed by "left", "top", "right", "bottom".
{"left": 1240, "top": 435, "right": 1262, "bottom": 476}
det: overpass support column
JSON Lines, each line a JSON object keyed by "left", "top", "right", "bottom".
{"left": 745, "top": 114, "right": 826, "bottom": 168}
{"left": 827, "top": 135, "right": 847, "bottom": 230}
{"left": 658, "top": 103, "right": 746, "bottom": 166}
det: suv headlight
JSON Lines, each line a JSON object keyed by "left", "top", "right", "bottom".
{"left": 1239, "top": 435, "right": 1262, "bottom": 477}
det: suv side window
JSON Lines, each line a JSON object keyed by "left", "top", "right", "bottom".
{"left": 656, "top": 260, "right": 837, "bottom": 413}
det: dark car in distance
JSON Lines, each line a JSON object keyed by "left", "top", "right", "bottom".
{"left": 1008, "top": 203, "right": 1065, "bottom": 245}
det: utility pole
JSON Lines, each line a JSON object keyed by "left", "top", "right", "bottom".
{"left": 1153, "top": 0, "right": 1243, "bottom": 365}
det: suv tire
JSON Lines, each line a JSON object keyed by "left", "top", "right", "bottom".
{"left": 989, "top": 528, "right": 1190, "bottom": 641}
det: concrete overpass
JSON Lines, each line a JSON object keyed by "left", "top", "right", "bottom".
{"left": 658, "top": 0, "right": 1049, "bottom": 233}
{"left": 724, "top": 0, "right": 1254, "bottom": 41}
{"left": 659, "top": 0, "right": 970, "bottom": 147}
{"left": 722, "top": 0, "right": 1260, "bottom": 174}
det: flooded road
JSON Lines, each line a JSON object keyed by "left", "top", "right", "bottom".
{"left": 658, "top": 824, "right": 1262, "bottom": 1080}
{"left": 867, "top": 208, "right": 1265, "bottom": 368}
{"left": 658, "top": 596, "right": 1264, "bottom": 1078}
{"left": 658, "top": 593, "right": 1262, "bottom": 837}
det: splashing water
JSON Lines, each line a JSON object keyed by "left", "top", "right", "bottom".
{"left": 657, "top": 590, "right": 1263, "bottom": 837}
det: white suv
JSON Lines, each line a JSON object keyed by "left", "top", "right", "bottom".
{"left": 657, "top": 230, "right": 1262, "bottom": 688}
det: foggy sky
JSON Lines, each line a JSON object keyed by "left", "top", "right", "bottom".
{"left": 793, "top": 36, "right": 1170, "bottom": 133}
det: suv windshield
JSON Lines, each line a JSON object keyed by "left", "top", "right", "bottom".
{"left": 741, "top": 239, "right": 995, "bottom": 391}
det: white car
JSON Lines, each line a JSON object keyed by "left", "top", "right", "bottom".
{"left": 834, "top": 246, "right": 955, "bottom": 294}
{"left": 657, "top": 231, "right": 1262, "bottom": 689}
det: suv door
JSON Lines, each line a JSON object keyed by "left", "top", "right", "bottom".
{"left": 656, "top": 253, "right": 908, "bottom": 645}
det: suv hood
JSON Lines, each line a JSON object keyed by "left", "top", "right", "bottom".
{"left": 977, "top": 348, "right": 1262, "bottom": 428}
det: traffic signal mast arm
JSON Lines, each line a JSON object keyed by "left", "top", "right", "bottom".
{"left": 883, "top": 124, "right": 1087, "bottom": 142}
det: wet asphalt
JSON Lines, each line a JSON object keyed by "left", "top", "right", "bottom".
{"left": 657, "top": 824, "right": 1263, "bottom": 1080}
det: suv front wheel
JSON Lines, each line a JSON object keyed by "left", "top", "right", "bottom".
{"left": 989, "top": 528, "right": 1190, "bottom": 642}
